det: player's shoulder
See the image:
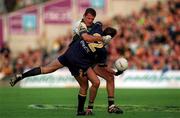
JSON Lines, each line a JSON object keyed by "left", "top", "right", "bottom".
{"left": 74, "top": 20, "right": 87, "bottom": 29}
{"left": 73, "top": 20, "right": 87, "bottom": 35}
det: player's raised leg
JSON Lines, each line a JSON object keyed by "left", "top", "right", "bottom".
{"left": 10, "top": 59, "right": 64, "bottom": 87}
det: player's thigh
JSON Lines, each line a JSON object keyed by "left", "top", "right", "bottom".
{"left": 93, "top": 65, "right": 113, "bottom": 81}
{"left": 41, "top": 59, "right": 64, "bottom": 73}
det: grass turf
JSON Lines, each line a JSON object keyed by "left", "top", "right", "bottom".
{"left": 0, "top": 88, "right": 180, "bottom": 118}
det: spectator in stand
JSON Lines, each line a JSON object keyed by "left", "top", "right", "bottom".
{"left": 0, "top": 43, "right": 13, "bottom": 79}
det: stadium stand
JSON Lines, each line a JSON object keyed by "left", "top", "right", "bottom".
{"left": 0, "top": 0, "right": 179, "bottom": 80}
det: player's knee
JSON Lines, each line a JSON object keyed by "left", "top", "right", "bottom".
{"left": 79, "top": 86, "right": 88, "bottom": 95}
{"left": 104, "top": 75, "right": 114, "bottom": 82}
{"left": 92, "top": 79, "right": 100, "bottom": 88}
{"left": 81, "top": 79, "right": 89, "bottom": 90}
{"left": 80, "top": 83, "right": 88, "bottom": 91}
{"left": 81, "top": 86, "right": 88, "bottom": 92}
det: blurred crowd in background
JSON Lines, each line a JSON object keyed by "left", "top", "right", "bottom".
{"left": 107, "top": 0, "right": 179, "bottom": 70}
{"left": 0, "top": 0, "right": 180, "bottom": 79}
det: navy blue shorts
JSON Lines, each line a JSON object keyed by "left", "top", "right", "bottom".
{"left": 58, "top": 53, "right": 89, "bottom": 77}
{"left": 58, "top": 54, "right": 79, "bottom": 77}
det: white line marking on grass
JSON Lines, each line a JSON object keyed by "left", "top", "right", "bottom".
{"left": 28, "top": 104, "right": 180, "bottom": 112}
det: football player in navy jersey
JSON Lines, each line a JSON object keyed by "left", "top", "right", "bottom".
{"left": 75, "top": 21, "right": 123, "bottom": 115}
{"left": 71, "top": 8, "right": 123, "bottom": 115}
{"left": 10, "top": 8, "right": 123, "bottom": 115}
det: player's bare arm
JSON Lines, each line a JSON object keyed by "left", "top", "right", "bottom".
{"left": 81, "top": 33, "right": 102, "bottom": 42}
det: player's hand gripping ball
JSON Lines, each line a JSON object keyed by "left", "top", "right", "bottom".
{"left": 115, "top": 57, "right": 128, "bottom": 71}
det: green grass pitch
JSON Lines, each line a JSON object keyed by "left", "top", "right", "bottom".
{"left": 0, "top": 88, "right": 180, "bottom": 118}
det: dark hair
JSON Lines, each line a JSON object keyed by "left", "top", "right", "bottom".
{"left": 103, "top": 27, "right": 117, "bottom": 38}
{"left": 84, "top": 8, "right": 96, "bottom": 17}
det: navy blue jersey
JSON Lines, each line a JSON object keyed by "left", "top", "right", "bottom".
{"left": 88, "top": 21, "right": 107, "bottom": 66}
{"left": 58, "top": 21, "right": 107, "bottom": 76}
{"left": 77, "top": 21, "right": 107, "bottom": 66}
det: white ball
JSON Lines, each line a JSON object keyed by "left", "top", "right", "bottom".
{"left": 114, "top": 57, "right": 128, "bottom": 71}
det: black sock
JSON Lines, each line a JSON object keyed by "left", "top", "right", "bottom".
{"left": 77, "top": 94, "right": 86, "bottom": 112}
{"left": 108, "top": 96, "right": 114, "bottom": 107}
{"left": 88, "top": 101, "right": 94, "bottom": 109}
{"left": 22, "top": 67, "right": 41, "bottom": 79}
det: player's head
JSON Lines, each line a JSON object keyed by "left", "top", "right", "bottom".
{"left": 83, "top": 8, "right": 96, "bottom": 27}
{"left": 103, "top": 27, "right": 117, "bottom": 38}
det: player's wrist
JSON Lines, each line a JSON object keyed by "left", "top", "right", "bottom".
{"left": 93, "top": 35, "right": 103, "bottom": 42}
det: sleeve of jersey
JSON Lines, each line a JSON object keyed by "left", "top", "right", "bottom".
{"left": 79, "top": 22, "right": 88, "bottom": 37}
{"left": 72, "top": 20, "right": 81, "bottom": 35}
